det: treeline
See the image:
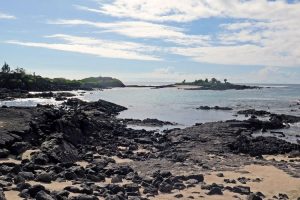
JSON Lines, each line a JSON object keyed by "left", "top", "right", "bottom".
{"left": 178, "top": 77, "right": 257, "bottom": 90}
{"left": 180, "top": 78, "right": 229, "bottom": 86}
{"left": 0, "top": 62, "right": 125, "bottom": 91}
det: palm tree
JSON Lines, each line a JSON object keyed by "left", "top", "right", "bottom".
{"left": 1, "top": 62, "right": 10, "bottom": 73}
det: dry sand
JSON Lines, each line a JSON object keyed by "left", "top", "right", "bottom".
{"left": 4, "top": 190, "right": 21, "bottom": 200}
{"left": 0, "top": 157, "right": 21, "bottom": 164}
{"left": 28, "top": 180, "right": 74, "bottom": 191}
{"left": 2, "top": 158, "right": 299, "bottom": 200}
{"left": 206, "top": 164, "right": 300, "bottom": 199}
{"left": 111, "top": 156, "right": 133, "bottom": 164}
{"left": 150, "top": 164, "right": 300, "bottom": 200}
{"left": 76, "top": 160, "right": 89, "bottom": 168}
{"left": 22, "top": 149, "right": 40, "bottom": 160}
{"left": 263, "top": 154, "right": 300, "bottom": 163}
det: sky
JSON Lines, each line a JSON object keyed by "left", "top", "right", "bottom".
{"left": 1, "top": 0, "right": 300, "bottom": 83}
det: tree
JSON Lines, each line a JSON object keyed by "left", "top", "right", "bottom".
{"left": 204, "top": 78, "right": 208, "bottom": 83}
{"left": 211, "top": 78, "right": 217, "bottom": 84}
{"left": 182, "top": 79, "right": 186, "bottom": 84}
{"left": 15, "top": 67, "right": 26, "bottom": 74}
{"left": 224, "top": 78, "right": 228, "bottom": 83}
{"left": 1, "top": 62, "right": 10, "bottom": 73}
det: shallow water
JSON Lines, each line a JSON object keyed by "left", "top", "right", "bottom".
{"left": 1, "top": 84, "right": 300, "bottom": 141}
{"left": 80, "top": 84, "right": 300, "bottom": 125}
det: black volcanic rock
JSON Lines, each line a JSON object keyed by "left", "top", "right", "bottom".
{"left": 197, "top": 106, "right": 232, "bottom": 111}
{"left": 237, "top": 109, "right": 271, "bottom": 116}
{"left": 0, "top": 149, "right": 9, "bottom": 158}
{"left": 229, "top": 135, "right": 300, "bottom": 156}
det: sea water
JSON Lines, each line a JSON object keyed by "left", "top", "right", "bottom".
{"left": 1, "top": 84, "right": 299, "bottom": 142}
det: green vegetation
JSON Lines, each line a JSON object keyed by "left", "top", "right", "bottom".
{"left": 0, "top": 62, "right": 125, "bottom": 91}
{"left": 177, "top": 78, "right": 258, "bottom": 90}
{"left": 80, "top": 76, "right": 125, "bottom": 88}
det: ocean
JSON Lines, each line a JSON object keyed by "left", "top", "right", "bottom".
{"left": 1, "top": 84, "right": 300, "bottom": 142}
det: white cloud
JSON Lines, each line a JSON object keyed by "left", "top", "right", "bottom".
{"left": 6, "top": 34, "right": 161, "bottom": 61}
{"left": 170, "top": 44, "right": 300, "bottom": 67}
{"left": 0, "top": 12, "right": 16, "bottom": 19}
{"left": 49, "top": 19, "right": 210, "bottom": 46}
{"left": 72, "top": 0, "right": 300, "bottom": 67}
{"left": 76, "top": 0, "right": 300, "bottom": 23}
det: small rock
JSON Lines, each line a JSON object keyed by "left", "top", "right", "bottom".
{"left": 185, "top": 174, "right": 204, "bottom": 182}
{"left": 64, "top": 186, "right": 81, "bottom": 193}
{"left": 0, "top": 189, "right": 6, "bottom": 200}
{"left": 174, "top": 194, "right": 184, "bottom": 198}
{"left": 18, "top": 172, "right": 35, "bottom": 180}
{"left": 231, "top": 186, "right": 251, "bottom": 195}
{"left": 75, "top": 194, "right": 98, "bottom": 200}
{"left": 186, "top": 179, "right": 199, "bottom": 185}
{"left": 224, "top": 179, "right": 236, "bottom": 184}
{"left": 0, "top": 149, "right": 10, "bottom": 158}
{"left": 111, "top": 175, "right": 122, "bottom": 183}
{"left": 28, "top": 184, "right": 47, "bottom": 197}
{"left": 36, "top": 173, "right": 52, "bottom": 183}
{"left": 159, "top": 182, "right": 173, "bottom": 193}
{"left": 10, "top": 142, "right": 31, "bottom": 155}
{"left": 247, "top": 193, "right": 262, "bottom": 200}
{"left": 207, "top": 187, "right": 223, "bottom": 195}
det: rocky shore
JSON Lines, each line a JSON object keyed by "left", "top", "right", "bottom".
{"left": 0, "top": 89, "right": 78, "bottom": 101}
{"left": 0, "top": 98, "right": 299, "bottom": 200}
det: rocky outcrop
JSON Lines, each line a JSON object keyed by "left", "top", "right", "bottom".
{"left": 237, "top": 109, "right": 271, "bottom": 116}
{"left": 229, "top": 135, "right": 300, "bottom": 156}
{"left": 122, "top": 118, "right": 177, "bottom": 127}
{"left": 197, "top": 106, "right": 232, "bottom": 111}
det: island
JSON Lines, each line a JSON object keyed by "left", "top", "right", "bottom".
{"left": 0, "top": 62, "right": 125, "bottom": 91}
{"left": 147, "top": 78, "right": 260, "bottom": 90}
{"left": 176, "top": 78, "right": 260, "bottom": 90}
{"left": 0, "top": 62, "right": 125, "bottom": 99}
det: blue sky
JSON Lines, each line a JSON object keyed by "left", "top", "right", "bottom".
{"left": 1, "top": 0, "right": 300, "bottom": 83}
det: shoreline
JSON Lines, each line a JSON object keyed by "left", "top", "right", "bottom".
{"left": 0, "top": 96, "right": 299, "bottom": 200}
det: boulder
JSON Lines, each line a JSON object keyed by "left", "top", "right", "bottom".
{"left": 28, "top": 184, "right": 47, "bottom": 197}
{"left": 10, "top": 142, "right": 31, "bottom": 155}
{"left": 0, "top": 149, "right": 9, "bottom": 158}
{"left": 41, "top": 139, "right": 79, "bottom": 163}
{"left": 36, "top": 173, "right": 52, "bottom": 183}
{"left": 32, "top": 153, "right": 49, "bottom": 165}
{"left": 18, "top": 172, "right": 35, "bottom": 180}
{"left": 159, "top": 182, "right": 173, "bottom": 193}
{"left": 35, "top": 190, "right": 55, "bottom": 200}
